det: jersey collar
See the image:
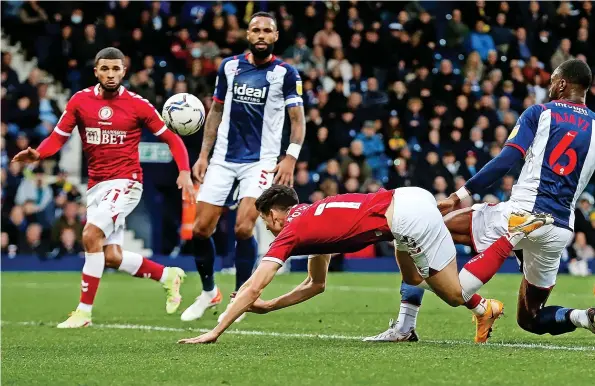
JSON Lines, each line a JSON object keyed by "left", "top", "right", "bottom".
{"left": 94, "top": 84, "right": 125, "bottom": 98}
{"left": 244, "top": 52, "right": 277, "bottom": 67}
{"left": 552, "top": 99, "right": 587, "bottom": 108}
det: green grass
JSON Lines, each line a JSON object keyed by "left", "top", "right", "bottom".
{"left": 2, "top": 272, "right": 594, "bottom": 385}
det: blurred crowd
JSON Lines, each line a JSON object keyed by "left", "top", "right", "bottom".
{"left": 1, "top": 1, "right": 595, "bottom": 271}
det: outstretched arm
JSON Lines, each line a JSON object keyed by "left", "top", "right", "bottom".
{"left": 178, "top": 260, "right": 281, "bottom": 344}
{"left": 250, "top": 254, "right": 331, "bottom": 313}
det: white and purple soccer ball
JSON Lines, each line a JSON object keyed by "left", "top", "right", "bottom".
{"left": 162, "top": 93, "right": 205, "bottom": 136}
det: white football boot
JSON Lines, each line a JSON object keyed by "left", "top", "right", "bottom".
{"left": 363, "top": 319, "right": 419, "bottom": 342}
{"left": 180, "top": 287, "right": 222, "bottom": 321}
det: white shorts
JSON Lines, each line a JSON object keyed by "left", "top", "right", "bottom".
{"left": 86, "top": 179, "right": 143, "bottom": 246}
{"left": 391, "top": 187, "right": 457, "bottom": 278}
{"left": 471, "top": 201, "right": 573, "bottom": 288}
{"left": 197, "top": 158, "right": 277, "bottom": 206}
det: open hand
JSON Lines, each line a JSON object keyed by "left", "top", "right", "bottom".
{"left": 178, "top": 330, "right": 219, "bottom": 344}
{"left": 177, "top": 171, "right": 196, "bottom": 202}
{"left": 11, "top": 147, "right": 40, "bottom": 164}
{"left": 268, "top": 157, "right": 296, "bottom": 187}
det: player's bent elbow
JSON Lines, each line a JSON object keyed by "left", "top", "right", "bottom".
{"left": 311, "top": 281, "right": 326, "bottom": 295}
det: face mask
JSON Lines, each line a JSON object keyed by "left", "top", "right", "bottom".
{"left": 191, "top": 48, "right": 202, "bottom": 58}
{"left": 71, "top": 15, "right": 82, "bottom": 24}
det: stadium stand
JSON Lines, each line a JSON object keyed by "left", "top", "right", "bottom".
{"left": 1, "top": 1, "right": 594, "bottom": 274}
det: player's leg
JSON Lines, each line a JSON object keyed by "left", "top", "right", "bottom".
{"left": 233, "top": 197, "right": 259, "bottom": 291}
{"left": 516, "top": 233, "right": 595, "bottom": 335}
{"left": 217, "top": 160, "right": 275, "bottom": 323}
{"left": 56, "top": 222, "right": 106, "bottom": 328}
{"left": 364, "top": 247, "right": 425, "bottom": 342}
{"left": 443, "top": 207, "right": 474, "bottom": 247}
{"left": 181, "top": 161, "right": 235, "bottom": 321}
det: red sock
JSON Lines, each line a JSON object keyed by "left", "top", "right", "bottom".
{"left": 463, "top": 235, "right": 513, "bottom": 284}
{"left": 465, "top": 293, "right": 483, "bottom": 309}
{"left": 134, "top": 258, "right": 165, "bottom": 281}
{"left": 80, "top": 273, "right": 101, "bottom": 307}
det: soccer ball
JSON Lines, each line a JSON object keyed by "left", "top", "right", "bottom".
{"left": 162, "top": 93, "right": 205, "bottom": 136}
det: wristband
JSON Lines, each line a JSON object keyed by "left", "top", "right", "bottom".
{"left": 455, "top": 186, "right": 470, "bottom": 200}
{"left": 286, "top": 143, "right": 301, "bottom": 159}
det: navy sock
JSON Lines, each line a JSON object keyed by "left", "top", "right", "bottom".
{"left": 235, "top": 236, "right": 258, "bottom": 291}
{"left": 193, "top": 237, "right": 216, "bottom": 292}
{"left": 400, "top": 281, "right": 425, "bottom": 306}
{"left": 533, "top": 306, "right": 577, "bottom": 335}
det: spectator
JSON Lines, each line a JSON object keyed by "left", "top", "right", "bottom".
{"left": 445, "top": 9, "right": 469, "bottom": 49}
{"left": 434, "top": 59, "right": 461, "bottom": 105}
{"left": 416, "top": 151, "right": 450, "bottom": 192}
{"left": 15, "top": 167, "right": 53, "bottom": 224}
{"left": 356, "top": 121, "right": 388, "bottom": 181}
{"left": 186, "top": 60, "right": 210, "bottom": 99}
{"left": 468, "top": 20, "right": 496, "bottom": 61}
{"left": 130, "top": 70, "right": 157, "bottom": 107}
{"left": 508, "top": 27, "right": 532, "bottom": 62}
{"left": 572, "top": 28, "right": 593, "bottom": 64}
{"left": 551, "top": 39, "right": 575, "bottom": 70}
{"left": 569, "top": 232, "right": 593, "bottom": 277}
{"left": 309, "top": 127, "right": 336, "bottom": 169}
{"left": 497, "top": 96, "right": 519, "bottom": 125}
{"left": 313, "top": 20, "right": 342, "bottom": 50}
{"left": 101, "top": 14, "right": 122, "bottom": 48}
{"left": 340, "top": 140, "right": 372, "bottom": 182}
{"left": 494, "top": 175, "right": 515, "bottom": 201}
{"left": 490, "top": 13, "right": 513, "bottom": 48}
{"left": 18, "top": 222, "right": 49, "bottom": 258}
{"left": 35, "top": 82, "right": 61, "bottom": 139}
{"left": 362, "top": 78, "right": 388, "bottom": 109}
{"left": 387, "top": 157, "right": 415, "bottom": 189}
{"left": 52, "top": 227, "right": 84, "bottom": 257}
{"left": 283, "top": 33, "right": 312, "bottom": 74}
{"left": 535, "top": 30, "right": 556, "bottom": 67}
{"left": 51, "top": 201, "right": 83, "bottom": 244}
{"left": 464, "top": 51, "right": 485, "bottom": 81}
{"left": 1, "top": 52, "right": 20, "bottom": 96}
{"left": 294, "top": 169, "right": 316, "bottom": 204}
{"left": 327, "top": 48, "right": 352, "bottom": 85}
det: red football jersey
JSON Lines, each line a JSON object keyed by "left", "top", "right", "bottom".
{"left": 55, "top": 84, "right": 167, "bottom": 188}
{"left": 262, "top": 190, "right": 395, "bottom": 265}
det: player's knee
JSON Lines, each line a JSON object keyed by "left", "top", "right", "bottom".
{"left": 444, "top": 293, "right": 465, "bottom": 308}
{"left": 193, "top": 221, "right": 213, "bottom": 239}
{"left": 234, "top": 222, "right": 255, "bottom": 240}
{"left": 516, "top": 313, "right": 544, "bottom": 335}
{"left": 82, "top": 226, "right": 103, "bottom": 252}
{"left": 402, "top": 275, "right": 424, "bottom": 287}
{"left": 104, "top": 250, "right": 121, "bottom": 269}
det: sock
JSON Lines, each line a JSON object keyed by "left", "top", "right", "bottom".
{"left": 531, "top": 306, "right": 577, "bottom": 335}
{"left": 78, "top": 252, "right": 105, "bottom": 313}
{"left": 463, "top": 293, "right": 488, "bottom": 316}
{"left": 119, "top": 251, "right": 166, "bottom": 282}
{"left": 459, "top": 234, "right": 517, "bottom": 295}
{"left": 394, "top": 282, "right": 424, "bottom": 333}
{"left": 235, "top": 236, "right": 258, "bottom": 291}
{"left": 204, "top": 286, "right": 218, "bottom": 297}
{"left": 194, "top": 237, "right": 216, "bottom": 292}
{"left": 569, "top": 309, "right": 590, "bottom": 329}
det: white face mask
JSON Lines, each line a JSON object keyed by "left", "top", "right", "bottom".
{"left": 71, "top": 15, "right": 83, "bottom": 24}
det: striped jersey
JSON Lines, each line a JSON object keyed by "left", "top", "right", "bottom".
{"left": 506, "top": 100, "right": 595, "bottom": 229}
{"left": 212, "top": 54, "right": 303, "bottom": 163}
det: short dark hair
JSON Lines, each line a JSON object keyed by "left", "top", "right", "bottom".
{"left": 255, "top": 185, "right": 299, "bottom": 213}
{"left": 94, "top": 47, "right": 125, "bottom": 65}
{"left": 250, "top": 11, "right": 277, "bottom": 26}
{"left": 557, "top": 59, "right": 593, "bottom": 89}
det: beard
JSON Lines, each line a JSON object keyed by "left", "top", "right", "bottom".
{"left": 100, "top": 81, "right": 120, "bottom": 92}
{"left": 249, "top": 41, "right": 274, "bottom": 60}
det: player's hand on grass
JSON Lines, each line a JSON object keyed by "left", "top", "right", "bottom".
{"left": 178, "top": 331, "right": 219, "bottom": 344}
{"left": 247, "top": 298, "right": 271, "bottom": 314}
{"left": 437, "top": 194, "right": 459, "bottom": 216}
{"left": 192, "top": 156, "right": 208, "bottom": 184}
{"left": 177, "top": 171, "right": 196, "bottom": 202}
{"left": 11, "top": 147, "right": 40, "bottom": 164}
{"left": 269, "top": 156, "right": 296, "bottom": 187}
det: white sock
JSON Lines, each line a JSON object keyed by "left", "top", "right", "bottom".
{"left": 77, "top": 252, "right": 105, "bottom": 313}
{"left": 459, "top": 268, "right": 485, "bottom": 295}
{"left": 569, "top": 309, "right": 589, "bottom": 328}
{"left": 204, "top": 286, "right": 218, "bottom": 298}
{"left": 394, "top": 302, "right": 420, "bottom": 333}
{"left": 77, "top": 303, "right": 93, "bottom": 313}
{"left": 119, "top": 250, "right": 144, "bottom": 275}
{"left": 160, "top": 267, "right": 170, "bottom": 284}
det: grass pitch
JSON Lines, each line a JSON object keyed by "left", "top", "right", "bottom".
{"left": 2, "top": 271, "right": 594, "bottom": 385}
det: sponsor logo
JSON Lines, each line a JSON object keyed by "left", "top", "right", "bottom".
{"left": 81, "top": 280, "right": 89, "bottom": 292}
{"left": 296, "top": 80, "right": 303, "bottom": 96}
{"left": 85, "top": 127, "right": 127, "bottom": 145}
{"left": 508, "top": 125, "right": 520, "bottom": 140}
{"left": 266, "top": 71, "right": 282, "bottom": 84}
{"left": 232, "top": 83, "right": 267, "bottom": 105}
{"left": 98, "top": 106, "right": 113, "bottom": 120}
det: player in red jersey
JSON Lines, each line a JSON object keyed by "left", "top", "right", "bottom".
{"left": 12, "top": 47, "right": 194, "bottom": 328}
{"left": 179, "top": 185, "right": 552, "bottom": 344}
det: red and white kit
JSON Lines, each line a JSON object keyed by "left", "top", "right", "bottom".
{"left": 37, "top": 84, "right": 189, "bottom": 244}
{"left": 263, "top": 187, "right": 456, "bottom": 278}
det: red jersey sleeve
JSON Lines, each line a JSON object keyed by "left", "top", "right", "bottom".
{"left": 134, "top": 94, "right": 168, "bottom": 136}
{"left": 55, "top": 92, "right": 80, "bottom": 137}
{"left": 262, "top": 225, "right": 298, "bottom": 266}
